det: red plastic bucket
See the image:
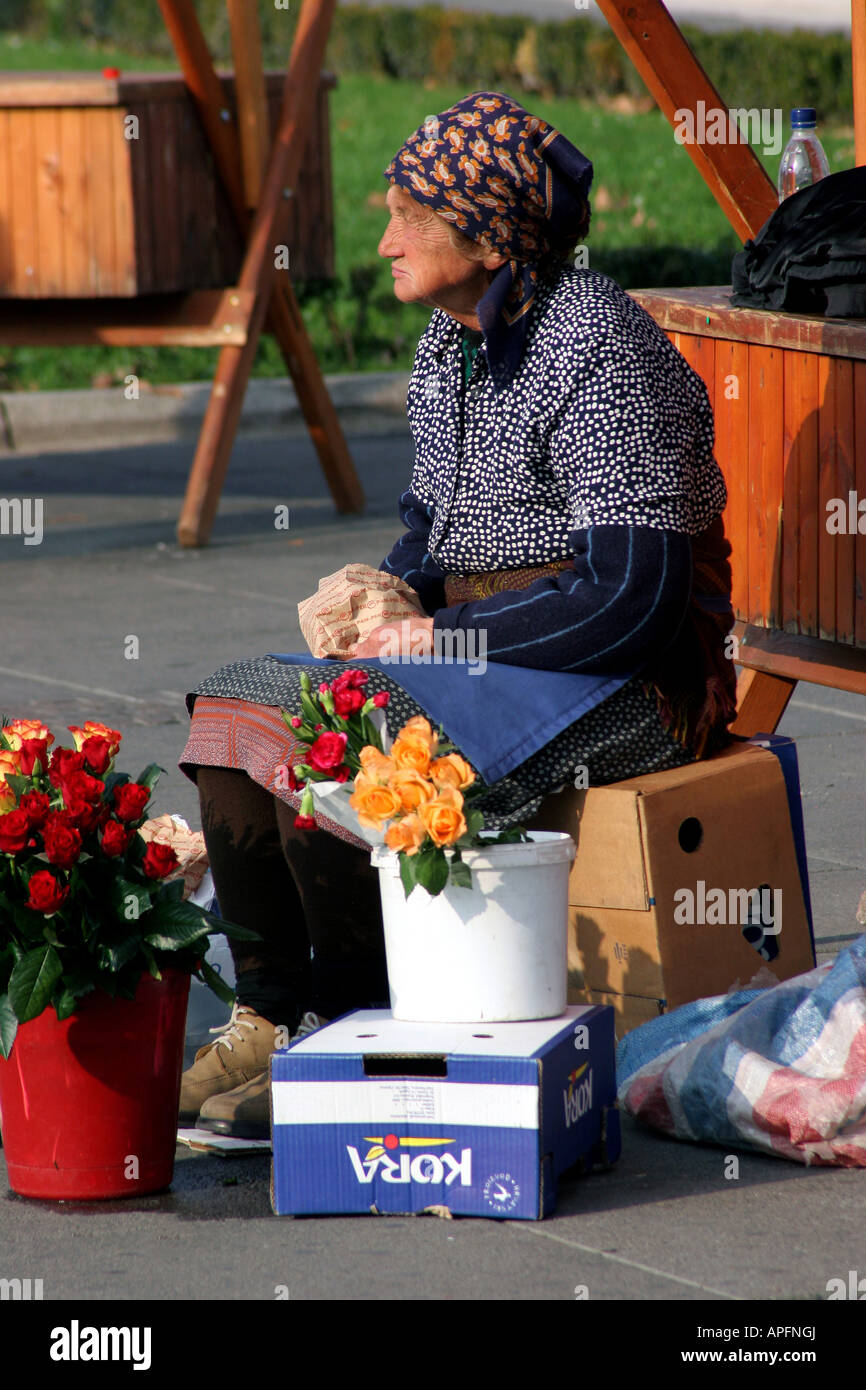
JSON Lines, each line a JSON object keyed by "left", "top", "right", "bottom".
{"left": 0, "top": 969, "right": 190, "bottom": 1200}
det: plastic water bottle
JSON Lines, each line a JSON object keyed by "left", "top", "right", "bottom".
{"left": 777, "top": 108, "right": 830, "bottom": 202}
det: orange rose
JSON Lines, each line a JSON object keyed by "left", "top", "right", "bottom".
{"left": 385, "top": 813, "right": 426, "bottom": 856}
{"left": 430, "top": 753, "right": 476, "bottom": 791}
{"left": 0, "top": 749, "right": 20, "bottom": 812}
{"left": 358, "top": 746, "right": 396, "bottom": 782}
{"left": 68, "top": 721, "right": 122, "bottom": 755}
{"left": 388, "top": 768, "right": 437, "bottom": 813}
{"left": 2, "top": 719, "right": 54, "bottom": 751}
{"left": 419, "top": 786, "right": 467, "bottom": 848}
{"left": 349, "top": 777, "right": 402, "bottom": 829}
{"left": 401, "top": 716, "right": 438, "bottom": 752}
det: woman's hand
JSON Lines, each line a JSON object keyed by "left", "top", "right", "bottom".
{"left": 350, "top": 616, "right": 435, "bottom": 660}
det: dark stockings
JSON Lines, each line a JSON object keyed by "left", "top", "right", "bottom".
{"left": 197, "top": 767, "right": 389, "bottom": 1029}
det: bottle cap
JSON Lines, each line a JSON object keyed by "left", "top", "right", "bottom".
{"left": 102, "top": 67, "right": 121, "bottom": 79}
{"left": 791, "top": 107, "right": 817, "bottom": 127}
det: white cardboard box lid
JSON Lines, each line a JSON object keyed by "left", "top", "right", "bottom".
{"left": 287, "top": 1006, "right": 597, "bottom": 1058}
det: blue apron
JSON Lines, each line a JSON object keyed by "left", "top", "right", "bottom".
{"left": 267, "top": 653, "right": 634, "bottom": 784}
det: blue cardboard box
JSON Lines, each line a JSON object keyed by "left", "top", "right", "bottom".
{"left": 270, "top": 1005, "right": 620, "bottom": 1220}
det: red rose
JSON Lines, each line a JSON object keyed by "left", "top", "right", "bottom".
{"left": 333, "top": 765, "right": 351, "bottom": 784}
{"left": 20, "top": 791, "right": 51, "bottom": 828}
{"left": 49, "top": 748, "right": 85, "bottom": 787}
{"left": 101, "top": 818, "right": 133, "bottom": 857}
{"left": 0, "top": 808, "right": 30, "bottom": 855}
{"left": 333, "top": 687, "right": 366, "bottom": 717}
{"left": 59, "top": 769, "right": 104, "bottom": 806}
{"left": 18, "top": 738, "right": 50, "bottom": 777}
{"left": 26, "top": 869, "right": 70, "bottom": 916}
{"left": 42, "top": 813, "right": 83, "bottom": 871}
{"left": 80, "top": 735, "right": 112, "bottom": 776}
{"left": 307, "top": 731, "right": 349, "bottom": 773}
{"left": 113, "top": 782, "right": 150, "bottom": 823}
{"left": 142, "top": 842, "right": 179, "bottom": 880}
{"left": 64, "top": 798, "right": 102, "bottom": 834}
{"left": 372, "top": 691, "right": 390, "bottom": 708}
{"left": 332, "top": 670, "right": 368, "bottom": 691}
{"left": 294, "top": 814, "right": 317, "bottom": 831}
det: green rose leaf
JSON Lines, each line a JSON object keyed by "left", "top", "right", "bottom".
{"left": 135, "top": 763, "right": 163, "bottom": 793}
{"left": 0, "top": 993, "right": 18, "bottom": 1059}
{"left": 8, "top": 943, "right": 63, "bottom": 1024}
{"left": 110, "top": 876, "right": 153, "bottom": 923}
{"left": 448, "top": 857, "right": 473, "bottom": 890}
{"left": 3, "top": 772, "right": 31, "bottom": 802}
{"left": 144, "top": 898, "right": 214, "bottom": 950}
{"left": 414, "top": 848, "right": 450, "bottom": 897}
{"left": 53, "top": 988, "right": 79, "bottom": 1022}
{"left": 197, "top": 958, "right": 235, "bottom": 1006}
{"left": 399, "top": 852, "right": 417, "bottom": 900}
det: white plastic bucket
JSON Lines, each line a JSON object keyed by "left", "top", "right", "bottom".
{"left": 371, "top": 831, "right": 576, "bottom": 1023}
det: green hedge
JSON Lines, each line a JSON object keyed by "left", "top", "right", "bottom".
{"left": 1, "top": 3, "right": 855, "bottom": 124}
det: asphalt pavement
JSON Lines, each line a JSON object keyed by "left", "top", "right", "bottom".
{"left": 0, "top": 405, "right": 864, "bottom": 1306}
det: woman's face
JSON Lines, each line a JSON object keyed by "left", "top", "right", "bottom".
{"left": 377, "top": 185, "right": 504, "bottom": 322}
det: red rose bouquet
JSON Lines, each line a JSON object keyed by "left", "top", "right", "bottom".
{"left": 0, "top": 716, "right": 256, "bottom": 1058}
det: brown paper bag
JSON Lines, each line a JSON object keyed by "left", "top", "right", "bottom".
{"left": 298, "top": 563, "right": 425, "bottom": 658}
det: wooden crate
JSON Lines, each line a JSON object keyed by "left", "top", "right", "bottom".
{"left": 631, "top": 287, "right": 866, "bottom": 652}
{"left": 0, "top": 69, "right": 336, "bottom": 298}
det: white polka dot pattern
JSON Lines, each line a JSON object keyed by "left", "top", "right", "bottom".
{"left": 405, "top": 264, "right": 726, "bottom": 573}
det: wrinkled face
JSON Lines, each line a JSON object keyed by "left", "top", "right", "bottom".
{"left": 377, "top": 184, "right": 497, "bottom": 315}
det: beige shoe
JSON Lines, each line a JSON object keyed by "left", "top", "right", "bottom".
{"left": 178, "top": 1004, "right": 278, "bottom": 1123}
{"left": 196, "top": 1071, "right": 271, "bottom": 1139}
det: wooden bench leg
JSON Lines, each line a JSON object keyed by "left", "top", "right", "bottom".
{"left": 730, "top": 668, "right": 797, "bottom": 737}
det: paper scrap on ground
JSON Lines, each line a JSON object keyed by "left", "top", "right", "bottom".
{"left": 177, "top": 1127, "right": 271, "bottom": 1155}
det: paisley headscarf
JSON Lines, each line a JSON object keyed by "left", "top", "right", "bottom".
{"left": 384, "top": 91, "right": 593, "bottom": 392}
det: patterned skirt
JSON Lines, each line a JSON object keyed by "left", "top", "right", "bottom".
{"left": 180, "top": 656, "right": 698, "bottom": 848}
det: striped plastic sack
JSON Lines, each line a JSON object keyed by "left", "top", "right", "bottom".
{"left": 617, "top": 934, "right": 866, "bottom": 1166}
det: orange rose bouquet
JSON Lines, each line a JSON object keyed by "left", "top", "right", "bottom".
{"left": 0, "top": 716, "right": 257, "bottom": 1058}
{"left": 282, "top": 676, "right": 527, "bottom": 898}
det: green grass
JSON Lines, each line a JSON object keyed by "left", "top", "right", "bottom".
{"left": 0, "top": 43, "right": 858, "bottom": 391}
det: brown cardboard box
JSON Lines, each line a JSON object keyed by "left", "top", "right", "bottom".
{"left": 533, "top": 744, "right": 815, "bottom": 1034}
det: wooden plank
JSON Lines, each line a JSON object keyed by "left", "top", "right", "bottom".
{"left": 0, "top": 289, "right": 254, "bottom": 346}
{"left": 594, "top": 0, "right": 778, "bottom": 242}
{"left": 228, "top": 0, "right": 270, "bottom": 211}
{"left": 630, "top": 287, "right": 866, "bottom": 362}
{"left": 818, "top": 357, "right": 838, "bottom": 640}
{"left": 7, "top": 111, "right": 38, "bottom": 296}
{"left": 731, "top": 668, "right": 797, "bottom": 736}
{"left": 833, "top": 358, "right": 856, "bottom": 645}
{"left": 783, "top": 352, "right": 817, "bottom": 635}
{"left": 0, "top": 111, "right": 11, "bottom": 293}
{"left": 857, "top": 360, "right": 866, "bottom": 649}
{"left": 714, "top": 339, "right": 749, "bottom": 620}
{"left": 854, "top": 0, "right": 866, "bottom": 168}
{"left": 32, "top": 108, "right": 65, "bottom": 296}
{"left": 795, "top": 353, "right": 820, "bottom": 637}
{"left": 86, "top": 107, "right": 118, "bottom": 296}
{"left": 110, "top": 107, "right": 137, "bottom": 296}
{"left": 732, "top": 622, "right": 866, "bottom": 698}
{"left": 127, "top": 102, "right": 155, "bottom": 295}
{"left": 57, "top": 107, "right": 91, "bottom": 297}
{"left": 748, "top": 345, "right": 784, "bottom": 628}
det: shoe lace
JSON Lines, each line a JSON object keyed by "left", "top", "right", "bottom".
{"left": 206, "top": 1003, "right": 259, "bottom": 1054}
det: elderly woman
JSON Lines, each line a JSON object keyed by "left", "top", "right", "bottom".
{"left": 178, "top": 91, "right": 737, "bottom": 1137}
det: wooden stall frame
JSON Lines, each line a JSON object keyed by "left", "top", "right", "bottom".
{"left": 0, "top": 0, "right": 364, "bottom": 544}
{"left": 596, "top": 0, "right": 866, "bottom": 731}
